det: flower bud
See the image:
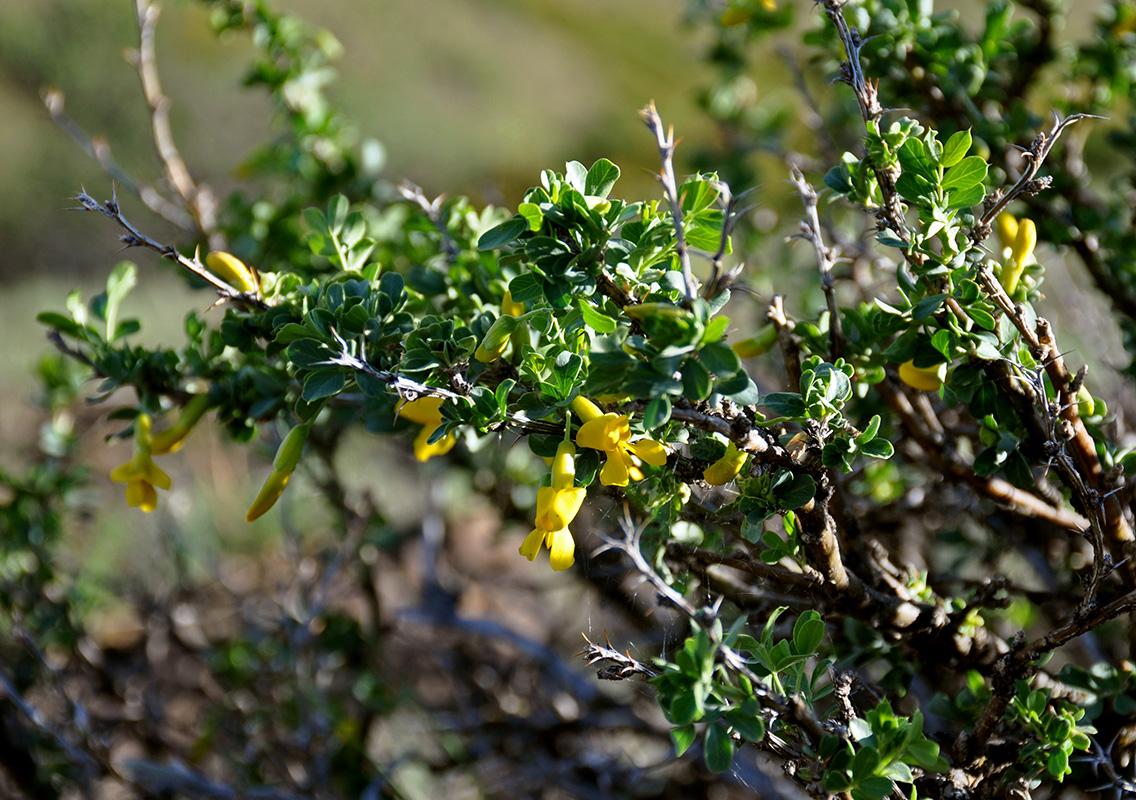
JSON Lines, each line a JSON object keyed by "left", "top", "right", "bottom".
{"left": 994, "top": 212, "right": 1019, "bottom": 252}
{"left": 570, "top": 395, "right": 604, "bottom": 422}
{"left": 474, "top": 315, "right": 519, "bottom": 363}
{"left": 205, "top": 251, "right": 258, "bottom": 295}
{"left": 272, "top": 423, "right": 311, "bottom": 473}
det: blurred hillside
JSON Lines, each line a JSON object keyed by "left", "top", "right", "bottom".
{"left": 0, "top": 0, "right": 714, "bottom": 284}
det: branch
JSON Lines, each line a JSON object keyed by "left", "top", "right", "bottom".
{"left": 640, "top": 101, "right": 699, "bottom": 305}
{"left": 789, "top": 165, "right": 844, "bottom": 360}
{"left": 71, "top": 189, "right": 267, "bottom": 310}
{"left": 128, "top": 0, "right": 219, "bottom": 242}
{"left": 42, "top": 88, "right": 197, "bottom": 230}
{"left": 975, "top": 112, "right": 1104, "bottom": 233}
{"left": 398, "top": 180, "right": 458, "bottom": 263}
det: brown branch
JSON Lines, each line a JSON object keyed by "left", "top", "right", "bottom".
{"left": 72, "top": 189, "right": 267, "bottom": 310}
{"left": 128, "top": 0, "right": 220, "bottom": 244}
{"left": 789, "top": 165, "right": 844, "bottom": 360}
{"left": 42, "top": 88, "right": 197, "bottom": 231}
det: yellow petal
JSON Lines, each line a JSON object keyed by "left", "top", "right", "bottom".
{"left": 246, "top": 469, "right": 291, "bottom": 522}
{"left": 628, "top": 438, "right": 667, "bottom": 467}
{"left": 125, "top": 479, "right": 158, "bottom": 513}
{"left": 599, "top": 454, "right": 630, "bottom": 487}
{"left": 519, "top": 528, "right": 545, "bottom": 561}
{"left": 538, "top": 487, "right": 586, "bottom": 531}
{"left": 570, "top": 396, "right": 604, "bottom": 422}
{"left": 398, "top": 397, "right": 445, "bottom": 426}
{"left": 576, "top": 414, "right": 625, "bottom": 452}
{"left": 141, "top": 459, "right": 173, "bottom": 491}
{"left": 205, "top": 251, "right": 258, "bottom": 295}
{"left": 547, "top": 528, "right": 576, "bottom": 571}
{"left": 898, "top": 360, "right": 945, "bottom": 392}
{"left": 502, "top": 291, "right": 525, "bottom": 317}
{"left": 414, "top": 426, "right": 456, "bottom": 461}
{"left": 994, "top": 212, "right": 1018, "bottom": 252}
{"left": 110, "top": 460, "right": 138, "bottom": 484}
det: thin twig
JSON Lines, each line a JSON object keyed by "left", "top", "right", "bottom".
{"left": 129, "top": 0, "right": 219, "bottom": 243}
{"left": 640, "top": 102, "right": 698, "bottom": 305}
{"left": 703, "top": 182, "right": 747, "bottom": 299}
{"left": 42, "top": 88, "right": 197, "bottom": 230}
{"left": 789, "top": 165, "right": 844, "bottom": 360}
{"left": 975, "top": 112, "right": 1105, "bottom": 234}
{"left": 398, "top": 180, "right": 458, "bottom": 263}
{"left": 71, "top": 189, "right": 267, "bottom": 309}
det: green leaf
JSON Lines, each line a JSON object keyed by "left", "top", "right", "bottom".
{"left": 478, "top": 217, "right": 528, "bottom": 250}
{"left": 1047, "top": 748, "right": 1069, "bottom": 779}
{"left": 912, "top": 294, "right": 947, "bottom": 320}
{"left": 36, "top": 312, "right": 82, "bottom": 337}
{"left": 682, "top": 359, "right": 713, "bottom": 402}
{"left": 302, "top": 370, "right": 346, "bottom": 401}
{"left": 852, "top": 776, "right": 894, "bottom": 800}
{"left": 704, "top": 723, "right": 736, "bottom": 773}
{"left": 792, "top": 611, "right": 825, "bottom": 655}
{"left": 564, "top": 160, "right": 588, "bottom": 193}
{"left": 585, "top": 158, "right": 620, "bottom": 198}
{"left": 776, "top": 473, "right": 816, "bottom": 509}
{"left": 700, "top": 341, "right": 741, "bottom": 376}
{"left": 725, "top": 708, "right": 765, "bottom": 743}
{"left": 942, "top": 156, "right": 988, "bottom": 191}
{"left": 898, "top": 138, "right": 935, "bottom": 180}
{"left": 104, "top": 260, "right": 137, "bottom": 341}
{"left": 947, "top": 183, "right": 985, "bottom": 209}
{"left": 941, "top": 129, "right": 972, "bottom": 168}
{"left": 508, "top": 273, "right": 544, "bottom": 304}
{"left": 671, "top": 725, "right": 697, "bottom": 756}
{"left": 643, "top": 396, "right": 672, "bottom": 430}
{"left": 669, "top": 690, "right": 702, "bottom": 726}
{"left": 303, "top": 207, "right": 329, "bottom": 236}
{"left": 578, "top": 300, "right": 618, "bottom": 333}
{"left": 861, "top": 438, "right": 894, "bottom": 459}
{"left": 328, "top": 194, "right": 349, "bottom": 232}
{"left": 761, "top": 393, "right": 806, "bottom": 418}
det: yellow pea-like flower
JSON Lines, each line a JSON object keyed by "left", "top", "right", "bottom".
{"left": 1000, "top": 218, "right": 1036, "bottom": 297}
{"left": 397, "top": 397, "right": 457, "bottom": 461}
{"left": 898, "top": 360, "right": 946, "bottom": 392}
{"left": 703, "top": 442, "right": 749, "bottom": 486}
{"left": 110, "top": 414, "right": 172, "bottom": 513}
{"left": 205, "top": 251, "right": 259, "bottom": 295}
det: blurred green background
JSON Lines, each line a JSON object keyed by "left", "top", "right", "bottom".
{"left": 0, "top": 0, "right": 715, "bottom": 394}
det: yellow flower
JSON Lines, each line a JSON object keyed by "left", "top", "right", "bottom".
{"left": 110, "top": 414, "right": 172, "bottom": 513}
{"left": 519, "top": 441, "right": 586, "bottom": 571}
{"left": 1000, "top": 217, "right": 1036, "bottom": 297}
{"left": 150, "top": 394, "right": 213, "bottom": 455}
{"left": 501, "top": 290, "right": 524, "bottom": 317}
{"left": 571, "top": 396, "right": 668, "bottom": 487}
{"left": 397, "top": 396, "right": 457, "bottom": 462}
{"left": 205, "top": 251, "right": 258, "bottom": 295}
{"left": 246, "top": 423, "right": 309, "bottom": 522}
{"left": 898, "top": 360, "right": 946, "bottom": 392}
{"left": 994, "top": 211, "right": 1018, "bottom": 252}
{"left": 704, "top": 442, "right": 749, "bottom": 486}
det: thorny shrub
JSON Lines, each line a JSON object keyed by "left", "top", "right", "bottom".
{"left": 6, "top": 0, "right": 1136, "bottom": 797}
